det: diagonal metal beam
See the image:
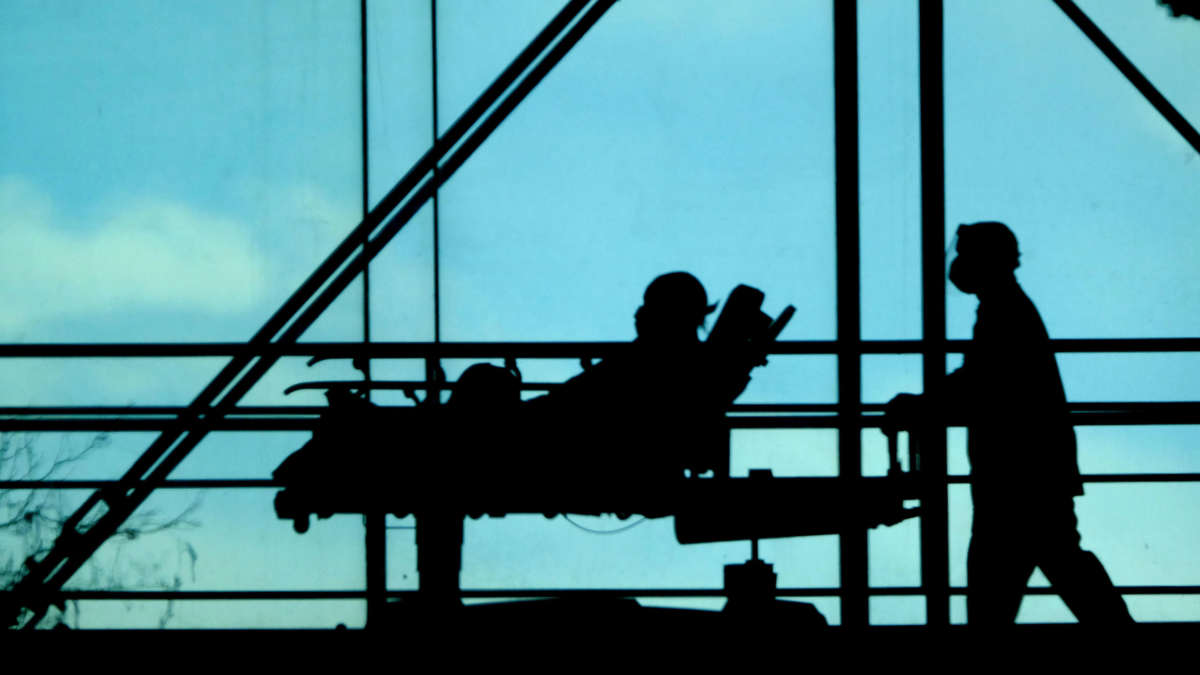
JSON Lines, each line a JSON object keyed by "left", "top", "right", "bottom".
{"left": 1053, "top": 0, "right": 1200, "bottom": 156}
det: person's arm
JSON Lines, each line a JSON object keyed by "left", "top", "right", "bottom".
{"left": 885, "top": 329, "right": 979, "bottom": 431}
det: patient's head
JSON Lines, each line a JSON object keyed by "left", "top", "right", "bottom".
{"left": 635, "top": 272, "right": 716, "bottom": 344}
{"left": 448, "top": 363, "right": 520, "bottom": 410}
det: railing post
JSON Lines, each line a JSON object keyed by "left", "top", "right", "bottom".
{"left": 919, "top": 0, "right": 950, "bottom": 628}
{"left": 834, "top": 0, "right": 867, "bottom": 628}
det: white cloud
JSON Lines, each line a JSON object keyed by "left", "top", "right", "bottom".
{"left": 0, "top": 175, "right": 439, "bottom": 403}
{"left": 232, "top": 178, "right": 360, "bottom": 248}
{"left": 0, "top": 176, "right": 272, "bottom": 335}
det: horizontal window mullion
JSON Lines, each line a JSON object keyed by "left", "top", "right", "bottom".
{"left": 3, "top": 337, "right": 1200, "bottom": 359}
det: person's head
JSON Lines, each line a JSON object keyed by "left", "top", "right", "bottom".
{"left": 447, "top": 363, "right": 520, "bottom": 411}
{"left": 634, "top": 271, "right": 716, "bottom": 343}
{"left": 948, "top": 221, "right": 1020, "bottom": 295}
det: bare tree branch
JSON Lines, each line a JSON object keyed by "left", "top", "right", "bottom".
{"left": 1, "top": 430, "right": 200, "bottom": 629}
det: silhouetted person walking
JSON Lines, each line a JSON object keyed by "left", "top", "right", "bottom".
{"left": 887, "top": 222, "right": 1133, "bottom": 626}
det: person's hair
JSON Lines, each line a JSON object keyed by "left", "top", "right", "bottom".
{"left": 957, "top": 221, "right": 1020, "bottom": 271}
{"left": 641, "top": 272, "right": 716, "bottom": 329}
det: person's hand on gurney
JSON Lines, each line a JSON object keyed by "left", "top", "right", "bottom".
{"left": 882, "top": 392, "right": 926, "bottom": 437}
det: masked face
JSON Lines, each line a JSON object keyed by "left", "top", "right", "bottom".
{"left": 948, "top": 255, "right": 981, "bottom": 294}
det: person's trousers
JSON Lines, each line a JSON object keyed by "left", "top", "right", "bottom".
{"left": 968, "top": 497, "right": 1133, "bottom": 625}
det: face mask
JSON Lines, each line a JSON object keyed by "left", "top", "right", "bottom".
{"left": 948, "top": 256, "right": 977, "bottom": 294}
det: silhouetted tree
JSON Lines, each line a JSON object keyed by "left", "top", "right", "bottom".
{"left": 1, "top": 431, "right": 199, "bottom": 629}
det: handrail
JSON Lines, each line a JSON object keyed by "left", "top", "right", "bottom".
{"left": 4, "top": 473, "right": 1200, "bottom": 490}
{"left": 28, "top": 585, "right": 1200, "bottom": 601}
{"left": 4, "top": 337, "right": 1200, "bottom": 358}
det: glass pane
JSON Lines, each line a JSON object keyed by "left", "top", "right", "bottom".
{"left": 1074, "top": 0, "right": 1200, "bottom": 126}
{"left": 368, "top": 0, "right": 436, "bottom": 342}
{"left": 435, "top": 0, "right": 563, "bottom": 139}
{"left": 0, "top": 1, "right": 365, "bottom": 343}
{"left": 386, "top": 516, "right": 418, "bottom": 590}
{"left": 1014, "top": 595, "right": 1076, "bottom": 624}
{"left": 949, "top": 482, "right": 1200, "bottom": 623}
{"left": 172, "top": 432, "right": 311, "bottom": 480}
{"left": 1078, "top": 483, "right": 1200, "bottom": 589}
{"left": 0, "top": 358, "right": 225, "bottom": 406}
{"left": 1059, "top": 353, "right": 1200, "bottom": 403}
{"left": 869, "top": 516, "right": 921, "bottom": 588}
{"left": 438, "top": 0, "right": 835, "bottom": 342}
{"left": 1076, "top": 426, "right": 1200, "bottom": 476}
{"left": 461, "top": 515, "right": 744, "bottom": 590}
{"left": 948, "top": 484, "right": 971, "bottom": 588}
{"left": 945, "top": 420, "right": 1200, "bottom": 478}
{"left": 56, "top": 489, "right": 367, "bottom": 593}
{"left": 870, "top": 596, "right": 926, "bottom": 626}
{"left": 738, "top": 356, "right": 837, "bottom": 405}
{"left": 731, "top": 429, "right": 837, "bottom": 478}
{"left": 764, "top": 536, "right": 840, "bottom": 589}
{"left": 68, "top": 600, "right": 363, "bottom": 629}
{"left": 1125, "top": 595, "right": 1200, "bottom": 623}
{"left": 945, "top": 0, "right": 1200, "bottom": 340}
{"left": 859, "top": 0, "right": 921, "bottom": 340}
{"left": 862, "top": 354, "right": 922, "bottom": 405}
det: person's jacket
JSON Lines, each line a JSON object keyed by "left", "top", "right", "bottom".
{"left": 939, "top": 283, "right": 1083, "bottom": 502}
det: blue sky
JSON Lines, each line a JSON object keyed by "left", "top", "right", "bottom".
{"left": 1, "top": 0, "right": 1199, "bottom": 627}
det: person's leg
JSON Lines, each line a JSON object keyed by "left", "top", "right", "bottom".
{"left": 1036, "top": 499, "right": 1134, "bottom": 624}
{"left": 967, "top": 509, "right": 1036, "bottom": 626}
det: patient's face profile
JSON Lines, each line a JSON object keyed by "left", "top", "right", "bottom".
{"left": 635, "top": 305, "right": 700, "bottom": 344}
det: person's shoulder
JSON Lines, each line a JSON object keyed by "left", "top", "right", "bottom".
{"left": 988, "top": 287, "right": 1053, "bottom": 347}
{"left": 985, "top": 285, "right": 1041, "bottom": 319}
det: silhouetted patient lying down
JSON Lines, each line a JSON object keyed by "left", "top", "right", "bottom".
{"left": 273, "top": 272, "right": 789, "bottom": 525}
{"left": 453, "top": 272, "right": 785, "bottom": 478}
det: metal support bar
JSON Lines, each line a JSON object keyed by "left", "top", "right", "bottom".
{"left": 7, "top": 337, "right": 1200, "bottom": 358}
{"left": 834, "top": 0, "right": 867, "bottom": 629}
{"left": 5, "top": 407, "right": 1200, "bottom": 432}
{"left": 359, "top": 0, "right": 386, "bottom": 631}
{"left": 919, "top": 0, "right": 950, "bottom": 628}
{"left": 365, "top": 511, "right": 387, "bottom": 629}
{"left": 359, "top": 0, "right": 373, "bottom": 382}
{"left": 1053, "top": 0, "right": 1200, "bottom": 157}
{"left": 37, "top": 584, "right": 1200, "bottom": 601}
{"left": 6, "top": 472, "right": 1200, "bottom": 491}
{"left": 431, "top": 0, "right": 443, "bottom": 343}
